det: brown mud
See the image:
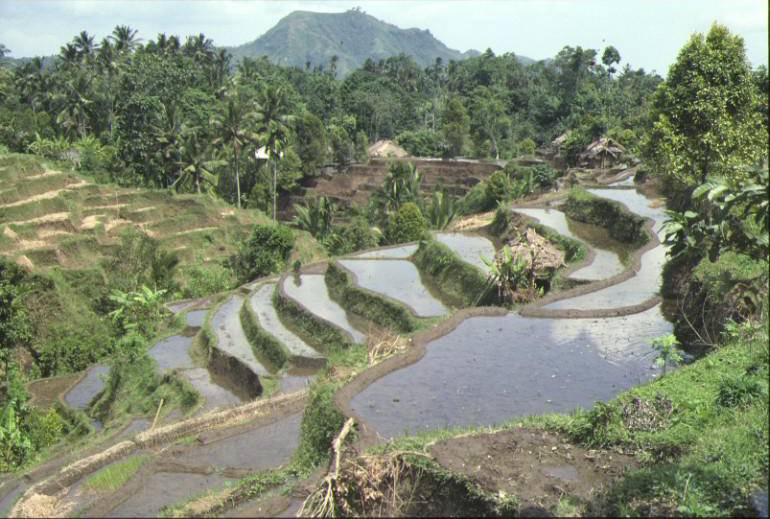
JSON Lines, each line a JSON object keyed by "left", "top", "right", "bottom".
{"left": 430, "top": 428, "right": 637, "bottom": 516}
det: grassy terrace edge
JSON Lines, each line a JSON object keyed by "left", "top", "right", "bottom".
{"left": 411, "top": 238, "right": 494, "bottom": 308}
{"left": 562, "top": 187, "right": 650, "bottom": 246}
{"left": 325, "top": 260, "right": 420, "bottom": 333}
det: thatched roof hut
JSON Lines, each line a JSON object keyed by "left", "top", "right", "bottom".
{"left": 508, "top": 227, "right": 565, "bottom": 274}
{"left": 578, "top": 137, "right": 626, "bottom": 168}
{"left": 368, "top": 140, "right": 409, "bottom": 158}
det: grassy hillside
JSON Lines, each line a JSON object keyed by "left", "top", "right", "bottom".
{"left": 227, "top": 9, "right": 483, "bottom": 76}
{"left": 0, "top": 153, "right": 268, "bottom": 271}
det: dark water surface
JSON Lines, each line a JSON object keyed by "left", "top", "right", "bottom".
{"left": 352, "top": 306, "right": 671, "bottom": 439}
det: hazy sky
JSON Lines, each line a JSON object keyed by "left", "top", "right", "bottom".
{"left": 1, "top": 0, "right": 767, "bottom": 75}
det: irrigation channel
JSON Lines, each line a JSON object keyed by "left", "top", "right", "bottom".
{"left": 7, "top": 177, "right": 676, "bottom": 517}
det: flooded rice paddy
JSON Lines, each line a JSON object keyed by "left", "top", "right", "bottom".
{"left": 185, "top": 309, "right": 208, "bottom": 328}
{"left": 211, "top": 295, "right": 269, "bottom": 376}
{"left": 148, "top": 334, "right": 241, "bottom": 412}
{"left": 352, "top": 305, "right": 671, "bottom": 438}
{"left": 434, "top": 232, "right": 495, "bottom": 272}
{"left": 338, "top": 259, "right": 448, "bottom": 317}
{"left": 103, "top": 412, "right": 303, "bottom": 517}
{"left": 106, "top": 472, "right": 233, "bottom": 518}
{"left": 355, "top": 243, "right": 418, "bottom": 259}
{"left": 250, "top": 284, "right": 324, "bottom": 362}
{"left": 282, "top": 274, "right": 365, "bottom": 343}
{"left": 64, "top": 365, "right": 109, "bottom": 410}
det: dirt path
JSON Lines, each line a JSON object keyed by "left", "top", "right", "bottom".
{"left": 430, "top": 428, "right": 636, "bottom": 516}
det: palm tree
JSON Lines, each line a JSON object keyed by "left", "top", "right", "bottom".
{"left": 176, "top": 125, "right": 224, "bottom": 194}
{"left": 59, "top": 43, "right": 79, "bottom": 67}
{"left": 212, "top": 95, "right": 258, "bottom": 208}
{"left": 154, "top": 104, "right": 183, "bottom": 187}
{"left": 254, "top": 86, "right": 293, "bottom": 222}
{"left": 73, "top": 31, "right": 98, "bottom": 61}
{"left": 53, "top": 71, "right": 93, "bottom": 138}
{"left": 110, "top": 25, "right": 139, "bottom": 53}
{"left": 236, "top": 57, "right": 259, "bottom": 84}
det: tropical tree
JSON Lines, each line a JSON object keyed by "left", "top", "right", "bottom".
{"left": 212, "top": 94, "right": 258, "bottom": 208}
{"left": 72, "top": 31, "right": 98, "bottom": 62}
{"left": 642, "top": 23, "right": 767, "bottom": 204}
{"left": 110, "top": 25, "right": 140, "bottom": 54}
{"left": 176, "top": 124, "right": 224, "bottom": 194}
{"left": 442, "top": 95, "right": 469, "bottom": 157}
{"left": 254, "top": 85, "right": 293, "bottom": 222}
{"left": 293, "top": 196, "right": 335, "bottom": 239}
{"left": 53, "top": 71, "right": 93, "bottom": 138}
{"left": 426, "top": 188, "right": 457, "bottom": 230}
{"left": 0, "top": 44, "right": 10, "bottom": 59}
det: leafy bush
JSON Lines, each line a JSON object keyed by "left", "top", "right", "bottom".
{"left": 426, "top": 189, "right": 457, "bottom": 230}
{"left": 396, "top": 130, "right": 445, "bottom": 157}
{"left": 294, "top": 383, "right": 345, "bottom": 468}
{"left": 324, "top": 217, "right": 380, "bottom": 256}
{"left": 517, "top": 138, "right": 537, "bottom": 156}
{"left": 717, "top": 375, "right": 766, "bottom": 408}
{"left": 385, "top": 202, "right": 428, "bottom": 244}
{"left": 74, "top": 135, "right": 116, "bottom": 172}
{"left": 108, "top": 286, "right": 168, "bottom": 338}
{"left": 484, "top": 171, "right": 512, "bottom": 205}
{"left": 177, "top": 262, "right": 236, "bottom": 299}
{"left": 232, "top": 223, "right": 295, "bottom": 282}
{"left": 293, "top": 196, "right": 335, "bottom": 240}
{"left": 26, "top": 134, "right": 70, "bottom": 160}
{"left": 102, "top": 228, "right": 180, "bottom": 294}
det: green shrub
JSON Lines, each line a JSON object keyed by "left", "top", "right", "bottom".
{"left": 562, "top": 188, "right": 648, "bottom": 245}
{"left": 294, "top": 383, "right": 345, "bottom": 468}
{"left": 325, "top": 262, "right": 418, "bottom": 333}
{"left": 484, "top": 171, "right": 512, "bottom": 205}
{"left": 717, "top": 375, "right": 766, "bottom": 408}
{"left": 458, "top": 181, "right": 493, "bottom": 215}
{"left": 385, "top": 202, "right": 428, "bottom": 244}
{"left": 232, "top": 223, "right": 295, "bottom": 283}
{"left": 517, "top": 138, "right": 537, "bottom": 156}
{"left": 413, "top": 239, "right": 494, "bottom": 307}
{"left": 396, "top": 130, "right": 444, "bottom": 157}
{"left": 102, "top": 228, "right": 180, "bottom": 294}
{"left": 177, "top": 262, "right": 236, "bottom": 299}
{"left": 324, "top": 217, "right": 380, "bottom": 256}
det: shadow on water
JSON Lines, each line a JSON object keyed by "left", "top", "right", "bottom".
{"left": 352, "top": 305, "right": 672, "bottom": 439}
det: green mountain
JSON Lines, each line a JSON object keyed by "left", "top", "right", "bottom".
{"left": 227, "top": 9, "right": 487, "bottom": 76}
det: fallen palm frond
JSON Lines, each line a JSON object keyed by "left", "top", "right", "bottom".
{"left": 299, "top": 417, "right": 435, "bottom": 517}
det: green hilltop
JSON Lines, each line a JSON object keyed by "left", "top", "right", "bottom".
{"left": 227, "top": 8, "right": 489, "bottom": 76}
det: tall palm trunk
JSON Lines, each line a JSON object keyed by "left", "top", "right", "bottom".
{"left": 234, "top": 146, "right": 241, "bottom": 209}
{"left": 272, "top": 157, "right": 277, "bottom": 222}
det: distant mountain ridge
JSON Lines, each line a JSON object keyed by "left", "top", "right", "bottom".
{"left": 227, "top": 9, "right": 488, "bottom": 76}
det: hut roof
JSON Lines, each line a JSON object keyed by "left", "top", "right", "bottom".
{"left": 507, "top": 228, "right": 565, "bottom": 271}
{"left": 581, "top": 137, "right": 626, "bottom": 159}
{"left": 368, "top": 140, "right": 409, "bottom": 158}
{"left": 551, "top": 132, "right": 570, "bottom": 147}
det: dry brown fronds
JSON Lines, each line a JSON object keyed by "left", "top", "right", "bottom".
{"left": 367, "top": 331, "right": 408, "bottom": 366}
{"left": 300, "top": 416, "right": 434, "bottom": 517}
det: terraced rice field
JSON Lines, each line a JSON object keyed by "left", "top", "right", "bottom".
{"left": 6, "top": 176, "right": 676, "bottom": 518}
{"left": 0, "top": 154, "right": 265, "bottom": 270}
